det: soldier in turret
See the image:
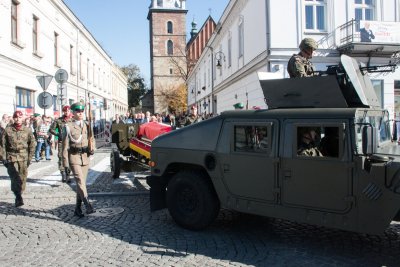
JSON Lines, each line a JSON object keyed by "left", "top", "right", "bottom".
{"left": 1, "top": 111, "right": 36, "bottom": 207}
{"left": 62, "top": 102, "right": 95, "bottom": 217}
{"left": 50, "top": 105, "right": 72, "bottom": 183}
{"left": 287, "top": 38, "right": 318, "bottom": 78}
{"left": 180, "top": 105, "right": 202, "bottom": 127}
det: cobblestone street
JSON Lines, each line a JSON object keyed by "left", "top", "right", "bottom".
{"left": 0, "top": 147, "right": 399, "bottom": 267}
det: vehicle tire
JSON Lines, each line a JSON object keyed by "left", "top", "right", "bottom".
{"left": 110, "top": 150, "right": 121, "bottom": 179}
{"left": 167, "top": 170, "right": 220, "bottom": 230}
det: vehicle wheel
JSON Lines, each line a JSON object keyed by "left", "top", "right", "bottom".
{"left": 167, "top": 170, "right": 220, "bottom": 230}
{"left": 110, "top": 150, "right": 121, "bottom": 179}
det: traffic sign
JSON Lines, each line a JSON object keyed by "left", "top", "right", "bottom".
{"left": 36, "top": 75, "right": 53, "bottom": 91}
{"left": 55, "top": 69, "right": 68, "bottom": 84}
{"left": 37, "top": 92, "right": 53, "bottom": 109}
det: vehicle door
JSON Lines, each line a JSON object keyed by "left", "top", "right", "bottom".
{"left": 280, "top": 120, "right": 352, "bottom": 213}
{"left": 218, "top": 119, "right": 278, "bottom": 203}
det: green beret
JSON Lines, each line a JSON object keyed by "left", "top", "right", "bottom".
{"left": 34, "top": 113, "right": 41, "bottom": 117}
{"left": 71, "top": 102, "right": 85, "bottom": 111}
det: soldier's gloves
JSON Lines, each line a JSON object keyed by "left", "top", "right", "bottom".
{"left": 89, "top": 150, "right": 94, "bottom": 156}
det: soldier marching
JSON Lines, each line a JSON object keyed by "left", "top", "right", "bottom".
{"left": 0, "top": 111, "right": 36, "bottom": 207}
{"left": 49, "top": 105, "right": 72, "bottom": 183}
{"left": 62, "top": 102, "right": 95, "bottom": 217}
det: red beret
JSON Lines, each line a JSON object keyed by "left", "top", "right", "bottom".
{"left": 13, "top": 111, "right": 23, "bottom": 118}
{"left": 62, "top": 105, "right": 71, "bottom": 112}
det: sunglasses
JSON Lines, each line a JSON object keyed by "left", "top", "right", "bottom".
{"left": 74, "top": 109, "right": 85, "bottom": 113}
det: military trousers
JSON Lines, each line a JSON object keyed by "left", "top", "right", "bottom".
{"left": 70, "top": 164, "right": 89, "bottom": 199}
{"left": 57, "top": 141, "right": 65, "bottom": 172}
{"left": 7, "top": 161, "right": 28, "bottom": 195}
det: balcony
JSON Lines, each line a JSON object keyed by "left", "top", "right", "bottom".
{"left": 337, "top": 19, "right": 400, "bottom": 58}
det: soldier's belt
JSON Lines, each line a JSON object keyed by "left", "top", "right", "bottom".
{"left": 68, "top": 147, "right": 89, "bottom": 154}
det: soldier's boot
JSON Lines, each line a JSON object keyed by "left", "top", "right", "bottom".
{"left": 61, "top": 171, "right": 67, "bottom": 183}
{"left": 65, "top": 167, "right": 71, "bottom": 183}
{"left": 74, "top": 195, "right": 84, "bottom": 218}
{"left": 82, "top": 197, "right": 95, "bottom": 214}
{"left": 15, "top": 194, "right": 24, "bottom": 207}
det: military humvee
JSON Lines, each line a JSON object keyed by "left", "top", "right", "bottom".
{"left": 146, "top": 55, "right": 400, "bottom": 235}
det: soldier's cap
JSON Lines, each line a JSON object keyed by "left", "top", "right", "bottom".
{"left": 62, "top": 105, "right": 71, "bottom": 112}
{"left": 71, "top": 102, "right": 85, "bottom": 111}
{"left": 13, "top": 111, "right": 23, "bottom": 118}
{"left": 299, "top": 38, "right": 318, "bottom": 51}
{"left": 33, "top": 113, "right": 41, "bottom": 117}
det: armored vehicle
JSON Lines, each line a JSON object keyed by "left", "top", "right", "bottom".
{"left": 146, "top": 55, "right": 400, "bottom": 235}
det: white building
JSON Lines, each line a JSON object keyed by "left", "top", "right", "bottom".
{"left": 0, "top": 0, "right": 128, "bottom": 120}
{"left": 188, "top": 0, "right": 400, "bottom": 119}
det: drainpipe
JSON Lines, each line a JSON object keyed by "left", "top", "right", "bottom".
{"left": 266, "top": 0, "right": 271, "bottom": 72}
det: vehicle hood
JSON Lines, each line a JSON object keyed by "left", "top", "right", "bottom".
{"left": 151, "top": 116, "right": 223, "bottom": 151}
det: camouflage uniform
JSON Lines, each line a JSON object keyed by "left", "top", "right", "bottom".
{"left": 297, "top": 142, "right": 323, "bottom": 157}
{"left": 1, "top": 123, "right": 36, "bottom": 206}
{"left": 287, "top": 54, "right": 316, "bottom": 78}
{"left": 287, "top": 37, "right": 318, "bottom": 78}
{"left": 180, "top": 114, "right": 201, "bottom": 127}
{"left": 50, "top": 115, "right": 72, "bottom": 181}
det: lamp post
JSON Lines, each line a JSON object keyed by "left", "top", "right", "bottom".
{"left": 205, "top": 46, "right": 226, "bottom": 115}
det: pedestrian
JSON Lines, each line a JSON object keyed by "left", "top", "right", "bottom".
{"left": 0, "top": 114, "right": 10, "bottom": 135}
{"left": 0, "top": 111, "right": 36, "bottom": 207}
{"left": 62, "top": 102, "right": 95, "bottom": 217}
{"left": 34, "top": 115, "right": 51, "bottom": 162}
{"left": 287, "top": 38, "right": 318, "bottom": 78}
{"left": 50, "top": 105, "right": 72, "bottom": 183}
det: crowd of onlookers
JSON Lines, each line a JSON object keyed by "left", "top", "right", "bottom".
{"left": 112, "top": 109, "right": 217, "bottom": 128}
{"left": 0, "top": 113, "right": 59, "bottom": 162}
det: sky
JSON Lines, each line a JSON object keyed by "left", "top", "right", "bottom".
{"left": 62, "top": 0, "right": 230, "bottom": 84}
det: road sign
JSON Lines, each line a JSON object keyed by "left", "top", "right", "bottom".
{"left": 55, "top": 69, "right": 68, "bottom": 84}
{"left": 37, "top": 92, "right": 53, "bottom": 109}
{"left": 36, "top": 75, "right": 53, "bottom": 91}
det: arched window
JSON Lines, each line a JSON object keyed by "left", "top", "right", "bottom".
{"left": 167, "top": 21, "right": 173, "bottom": 34}
{"left": 167, "top": 40, "right": 173, "bottom": 55}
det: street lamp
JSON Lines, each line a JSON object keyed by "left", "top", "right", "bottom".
{"left": 214, "top": 51, "right": 226, "bottom": 69}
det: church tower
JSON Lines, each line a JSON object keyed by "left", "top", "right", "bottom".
{"left": 148, "top": 0, "right": 188, "bottom": 114}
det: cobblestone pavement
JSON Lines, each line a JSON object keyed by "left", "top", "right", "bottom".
{"left": 0, "top": 148, "right": 400, "bottom": 266}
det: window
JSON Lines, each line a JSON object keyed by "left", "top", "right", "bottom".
{"left": 296, "top": 125, "right": 340, "bottom": 158}
{"left": 167, "top": 40, "right": 173, "bottom": 55}
{"left": 238, "top": 19, "right": 244, "bottom": 58}
{"left": 54, "top": 32, "right": 59, "bottom": 66}
{"left": 169, "top": 68, "right": 173, "bottom": 75}
{"left": 32, "top": 16, "right": 38, "bottom": 53}
{"left": 11, "top": 0, "right": 18, "bottom": 44}
{"left": 234, "top": 125, "right": 269, "bottom": 153}
{"left": 304, "top": 0, "right": 326, "bottom": 31}
{"left": 167, "top": 21, "right": 173, "bottom": 34}
{"left": 70, "top": 45, "right": 74, "bottom": 74}
{"left": 79, "top": 52, "right": 83, "bottom": 79}
{"left": 355, "top": 0, "right": 375, "bottom": 29}
{"left": 16, "top": 87, "right": 34, "bottom": 108}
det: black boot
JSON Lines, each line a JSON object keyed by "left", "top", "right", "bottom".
{"left": 15, "top": 194, "right": 24, "bottom": 207}
{"left": 64, "top": 167, "right": 71, "bottom": 183}
{"left": 82, "top": 197, "right": 95, "bottom": 214}
{"left": 61, "top": 171, "right": 67, "bottom": 183}
{"left": 74, "top": 195, "right": 84, "bottom": 218}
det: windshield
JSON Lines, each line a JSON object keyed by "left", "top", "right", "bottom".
{"left": 354, "top": 110, "right": 391, "bottom": 155}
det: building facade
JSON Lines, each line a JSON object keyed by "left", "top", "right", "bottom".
{"left": 187, "top": 0, "right": 400, "bottom": 119}
{"left": 0, "top": 0, "right": 128, "bottom": 121}
{"left": 148, "top": 0, "right": 188, "bottom": 114}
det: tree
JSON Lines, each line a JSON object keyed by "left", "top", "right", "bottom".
{"left": 120, "top": 64, "right": 147, "bottom": 108}
{"left": 157, "top": 83, "right": 188, "bottom": 113}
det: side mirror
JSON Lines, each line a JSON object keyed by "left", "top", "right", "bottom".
{"left": 362, "top": 124, "right": 376, "bottom": 155}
